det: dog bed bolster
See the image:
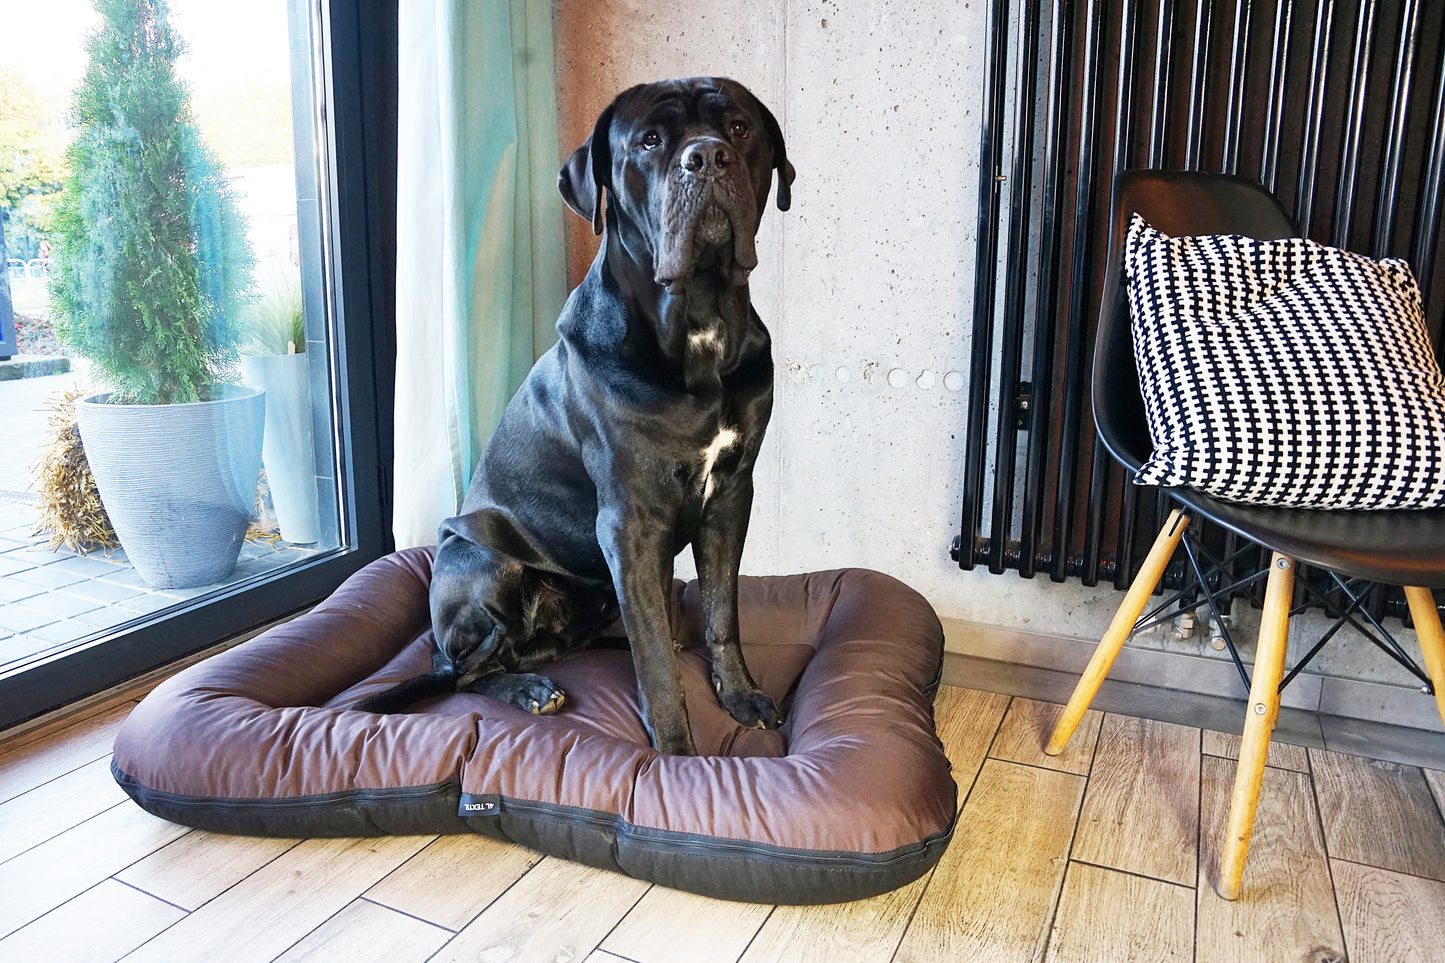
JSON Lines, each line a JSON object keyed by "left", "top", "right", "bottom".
{"left": 111, "top": 550, "right": 957, "bottom": 904}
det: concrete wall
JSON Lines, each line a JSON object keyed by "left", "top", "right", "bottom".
{"left": 553, "top": 0, "right": 1129, "bottom": 647}
{"left": 549, "top": 2, "right": 1441, "bottom": 732}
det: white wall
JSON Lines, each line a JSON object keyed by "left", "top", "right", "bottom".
{"left": 553, "top": 0, "right": 1131, "bottom": 648}
{"left": 547, "top": 2, "right": 1445, "bottom": 732}
{"left": 552, "top": 0, "right": 1130, "bottom": 645}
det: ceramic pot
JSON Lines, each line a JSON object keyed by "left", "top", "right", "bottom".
{"left": 76, "top": 386, "right": 264, "bottom": 588}
{"left": 241, "top": 353, "right": 320, "bottom": 544}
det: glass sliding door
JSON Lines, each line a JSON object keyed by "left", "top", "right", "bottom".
{"left": 0, "top": 0, "right": 394, "bottom": 728}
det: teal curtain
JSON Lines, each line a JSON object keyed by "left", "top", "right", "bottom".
{"left": 393, "top": 0, "right": 566, "bottom": 548}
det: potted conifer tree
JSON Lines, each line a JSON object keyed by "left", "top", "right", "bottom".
{"left": 50, "top": 0, "right": 262, "bottom": 589}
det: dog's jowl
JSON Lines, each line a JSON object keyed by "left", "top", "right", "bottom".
{"left": 356, "top": 77, "right": 795, "bottom": 755}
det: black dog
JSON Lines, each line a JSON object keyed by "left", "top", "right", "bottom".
{"left": 357, "top": 78, "right": 795, "bottom": 755}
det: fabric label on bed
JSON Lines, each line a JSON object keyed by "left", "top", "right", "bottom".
{"left": 459, "top": 793, "right": 502, "bottom": 816}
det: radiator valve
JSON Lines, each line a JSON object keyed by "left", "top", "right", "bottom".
{"left": 1207, "top": 614, "right": 1233, "bottom": 651}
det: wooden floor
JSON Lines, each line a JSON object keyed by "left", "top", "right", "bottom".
{"left": 2, "top": 685, "right": 1444, "bottom": 962}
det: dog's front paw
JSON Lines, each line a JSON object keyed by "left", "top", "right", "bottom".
{"left": 714, "top": 678, "right": 784, "bottom": 730}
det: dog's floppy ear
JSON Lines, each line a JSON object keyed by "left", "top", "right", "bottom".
{"left": 757, "top": 100, "right": 795, "bottom": 212}
{"left": 558, "top": 101, "right": 617, "bottom": 236}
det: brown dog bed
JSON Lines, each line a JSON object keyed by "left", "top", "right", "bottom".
{"left": 111, "top": 549, "right": 956, "bottom": 904}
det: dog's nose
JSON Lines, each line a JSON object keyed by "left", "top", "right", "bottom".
{"left": 679, "top": 138, "right": 731, "bottom": 179}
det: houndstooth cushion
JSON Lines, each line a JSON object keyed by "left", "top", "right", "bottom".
{"left": 1126, "top": 214, "right": 1445, "bottom": 509}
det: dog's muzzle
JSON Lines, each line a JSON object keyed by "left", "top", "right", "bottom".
{"left": 654, "top": 136, "right": 759, "bottom": 287}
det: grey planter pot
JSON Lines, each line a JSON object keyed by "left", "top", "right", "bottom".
{"left": 76, "top": 387, "right": 265, "bottom": 589}
{"left": 242, "top": 353, "right": 320, "bottom": 544}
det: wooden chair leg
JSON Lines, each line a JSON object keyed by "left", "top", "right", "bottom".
{"left": 1218, "top": 551, "right": 1295, "bottom": 900}
{"left": 1402, "top": 586, "right": 1445, "bottom": 731}
{"left": 1045, "top": 509, "right": 1189, "bottom": 756}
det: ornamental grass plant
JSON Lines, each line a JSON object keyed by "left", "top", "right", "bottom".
{"left": 243, "top": 263, "right": 305, "bottom": 356}
{"left": 33, "top": 385, "right": 118, "bottom": 553}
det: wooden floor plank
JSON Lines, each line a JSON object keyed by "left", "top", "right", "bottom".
{"left": 116, "top": 829, "right": 301, "bottom": 911}
{"left": 1425, "top": 767, "right": 1444, "bottom": 817}
{"left": 1332, "top": 858, "right": 1445, "bottom": 963}
{"left": 1044, "top": 862, "right": 1192, "bottom": 963}
{"left": 0, "top": 878, "right": 185, "bottom": 963}
{"left": 431, "top": 857, "right": 650, "bottom": 963}
{"left": 272, "top": 898, "right": 452, "bottom": 963}
{"left": 1202, "top": 728, "right": 1311, "bottom": 773}
{"left": 122, "top": 834, "right": 433, "bottom": 962}
{"left": 736, "top": 870, "right": 930, "bottom": 963}
{"left": 366, "top": 832, "right": 542, "bottom": 930}
{"left": 584, "top": 952, "right": 634, "bottom": 963}
{"left": 1310, "top": 748, "right": 1445, "bottom": 882}
{"left": 989, "top": 698, "right": 1101, "bottom": 776}
{"left": 601, "top": 884, "right": 771, "bottom": 963}
{"left": 0, "top": 703, "right": 132, "bottom": 804}
{"left": 933, "top": 685, "right": 1011, "bottom": 793}
{"left": 1071, "top": 714, "right": 1200, "bottom": 886}
{"left": 1195, "top": 755, "right": 1346, "bottom": 963}
{"left": 894, "top": 759, "right": 1085, "bottom": 963}
{"left": 0, "top": 802, "right": 189, "bottom": 939}
{"left": 0, "top": 755, "right": 129, "bottom": 864}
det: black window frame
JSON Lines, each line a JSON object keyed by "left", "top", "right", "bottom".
{"left": 0, "top": 0, "right": 399, "bottom": 730}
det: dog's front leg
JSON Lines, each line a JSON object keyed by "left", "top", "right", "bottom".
{"left": 692, "top": 478, "right": 783, "bottom": 731}
{"left": 597, "top": 508, "right": 697, "bottom": 755}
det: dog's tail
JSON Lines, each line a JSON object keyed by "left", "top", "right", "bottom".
{"left": 350, "top": 670, "right": 456, "bottom": 714}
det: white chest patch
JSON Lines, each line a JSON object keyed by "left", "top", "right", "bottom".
{"left": 700, "top": 428, "right": 740, "bottom": 502}
{"left": 688, "top": 327, "right": 722, "bottom": 353}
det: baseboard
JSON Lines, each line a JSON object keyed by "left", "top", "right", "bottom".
{"left": 942, "top": 617, "right": 1444, "bottom": 735}
{"left": 0, "top": 609, "right": 306, "bottom": 748}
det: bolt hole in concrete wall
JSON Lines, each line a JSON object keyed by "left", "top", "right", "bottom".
{"left": 551, "top": 1, "right": 1440, "bottom": 722}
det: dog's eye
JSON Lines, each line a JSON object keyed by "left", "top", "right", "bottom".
{"left": 641, "top": 131, "right": 662, "bottom": 150}
{"left": 730, "top": 121, "right": 750, "bottom": 139}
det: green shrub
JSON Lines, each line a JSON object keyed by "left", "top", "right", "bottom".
{"left": 49, "top": 0, "right": 254, "bottom": 405}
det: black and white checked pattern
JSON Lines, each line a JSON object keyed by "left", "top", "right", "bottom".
{"left": 1126, "top": 214, "right": 1445, "bottom": 509}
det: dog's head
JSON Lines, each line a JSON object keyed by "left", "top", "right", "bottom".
{"left": 559, "top": 77, "right": 795, "bottom": 289}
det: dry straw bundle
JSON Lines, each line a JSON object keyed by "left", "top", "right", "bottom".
{"left": 33, "top": 385, "right": 118, "bottom": 553}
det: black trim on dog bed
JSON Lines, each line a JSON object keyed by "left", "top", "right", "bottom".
{"left": 110, "top": 757, "right": 955, "bottom": 904}
{"left": 460, "top": 793, "right": 957, "bottom": 905}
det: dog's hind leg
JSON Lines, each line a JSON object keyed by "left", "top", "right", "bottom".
{"left": 435, "top": 539, "right": 623, "bottom": 716}
{"left": 435, "top": 595, "right": 570, "bottom": 717}
{"left": 426, "top": 536, "right": 552, "bottom": 712}
{"left": 456, "top": 581, "right": 621, "bottom": 715}
{"left": 437, "top": 605, "right": 572, "bottom": 716}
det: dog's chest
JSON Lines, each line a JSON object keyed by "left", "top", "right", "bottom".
{"left": 698, "top": 426, "right": 740, "bottom": 502}
{"left": 686, "top": 319, "right": 745, "bottom": 501}
{"left": 683, "top": 321, "right": 723, "bottom": 391}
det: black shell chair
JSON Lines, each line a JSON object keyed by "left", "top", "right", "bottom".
{"left": 1044, "top": 169, "right": 1445, "bottom": 900}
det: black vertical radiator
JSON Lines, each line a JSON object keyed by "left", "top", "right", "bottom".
{"left": 955, "top": 0, "right": 1445, "bottom": 624}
